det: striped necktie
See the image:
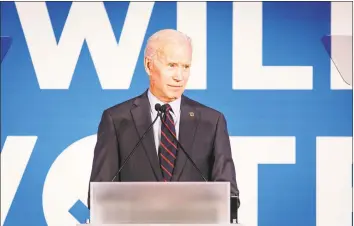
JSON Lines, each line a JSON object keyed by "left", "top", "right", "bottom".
{"left": 159, "top": 104, "right": 178, "bottom": 181}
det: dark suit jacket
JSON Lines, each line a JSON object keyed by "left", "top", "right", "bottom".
{"left": 88, "top": 90, "right": 239, "bottom": 208}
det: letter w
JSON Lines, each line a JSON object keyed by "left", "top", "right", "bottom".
{"left": 15, "top": 2, "right": 154, "bottom": 89}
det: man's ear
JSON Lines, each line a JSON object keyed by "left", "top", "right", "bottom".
{"left": 144, "top": 57, "right": 152, "bottom": 76}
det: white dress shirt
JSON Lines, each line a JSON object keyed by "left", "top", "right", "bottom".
{"left": 147, "top": 89, "right": 181, "bottom": 154}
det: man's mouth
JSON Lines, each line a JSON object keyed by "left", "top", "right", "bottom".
{"left": 168, "top": 85, "right": 182, "bottom": 88}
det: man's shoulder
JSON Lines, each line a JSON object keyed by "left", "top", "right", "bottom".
{"left": 103, "top": 93, "right": 143, "bottom": 117}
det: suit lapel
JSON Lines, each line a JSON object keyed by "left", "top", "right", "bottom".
{"left": 172, "top": 96, "right": 200, "bottom": 181}
{"left": 131, "top": 91, "right": 163, "bottom": 181}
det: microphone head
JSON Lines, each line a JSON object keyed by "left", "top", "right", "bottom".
{"left": 155, "top": 103, "right": 162, "bottom": 112}
{"left": 160, "top": 104, "right": 167, "bottom": 113}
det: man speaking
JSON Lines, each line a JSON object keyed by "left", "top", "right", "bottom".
{"left": 88, "top": 29, "right": 240, "bottom": 207}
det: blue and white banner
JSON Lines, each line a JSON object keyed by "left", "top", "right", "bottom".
{"left": 1, "top": 2, "right": 353, "bottom": 226}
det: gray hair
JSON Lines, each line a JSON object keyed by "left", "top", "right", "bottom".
{"left": 144, "top": 29, "right": 192, "bottom": 60}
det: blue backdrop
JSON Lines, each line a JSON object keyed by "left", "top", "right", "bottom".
{"left": 1, "top": 2, "right": 352, "bottom": 226}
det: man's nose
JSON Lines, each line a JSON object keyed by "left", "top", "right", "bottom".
{"left": 173, "top": 68, "right": 183, "bottom": 81}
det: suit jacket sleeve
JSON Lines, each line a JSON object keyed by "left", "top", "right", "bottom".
{"left": 211, "top": 113, "right": 240, "bottom": 201}
{"left": 87, "top": 110, "right": 119, "bottom": 209}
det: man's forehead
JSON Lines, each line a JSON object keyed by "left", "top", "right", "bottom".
{"left": 156, "top": 43, "right": 192, "bottom": 62}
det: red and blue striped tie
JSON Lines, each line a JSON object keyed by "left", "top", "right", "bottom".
{"left": 159, "top": 104, "right": 178, "bottom": 181}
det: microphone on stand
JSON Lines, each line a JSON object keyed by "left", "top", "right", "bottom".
{"left": 111, "top": 103, "right": 164, "bottom": 181}
{"left": 158, "top": 105, "right": 208, "bottom": 182}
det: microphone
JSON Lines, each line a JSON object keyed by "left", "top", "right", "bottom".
{"left": 111, "top": 103, "right": 163, "bottom": 181}
{"left": 159, "top": 106, "right": 208, "bottom": 182}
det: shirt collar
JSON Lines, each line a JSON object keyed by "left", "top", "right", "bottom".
{"left": 147, "top": 89, "right": 181, "bottom": 117}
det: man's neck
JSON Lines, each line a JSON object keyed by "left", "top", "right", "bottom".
{"left": 149, "top": 89, "right": 177, "bottom": 103}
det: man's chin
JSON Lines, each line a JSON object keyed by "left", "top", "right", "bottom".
{"left": 169, "top": 92, "right": 182, "bottom": 99}
{"left": 163, "top": 89, "right": 183, "bottom": 101}
{"left": 165, "top": 94, "right": 181, "bottom": 102}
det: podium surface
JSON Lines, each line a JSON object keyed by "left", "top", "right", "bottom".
{"left": 90, "top": 182, "right": 230, "bottom": 225}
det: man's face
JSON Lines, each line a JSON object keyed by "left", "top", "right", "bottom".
{"left": 147, "top": 41, "right": 192, "bottom": 103}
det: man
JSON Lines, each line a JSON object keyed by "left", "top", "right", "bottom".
{"left": 88, "top": 29, "right": 239, "bottom": 208}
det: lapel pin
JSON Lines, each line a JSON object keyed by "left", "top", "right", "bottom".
{"left": 189, "top": 112, "right": 194, "bottom": 117}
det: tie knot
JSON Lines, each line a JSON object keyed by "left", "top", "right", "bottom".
{"left": 164, "top": 104, "right": 173, "bottom": 113}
